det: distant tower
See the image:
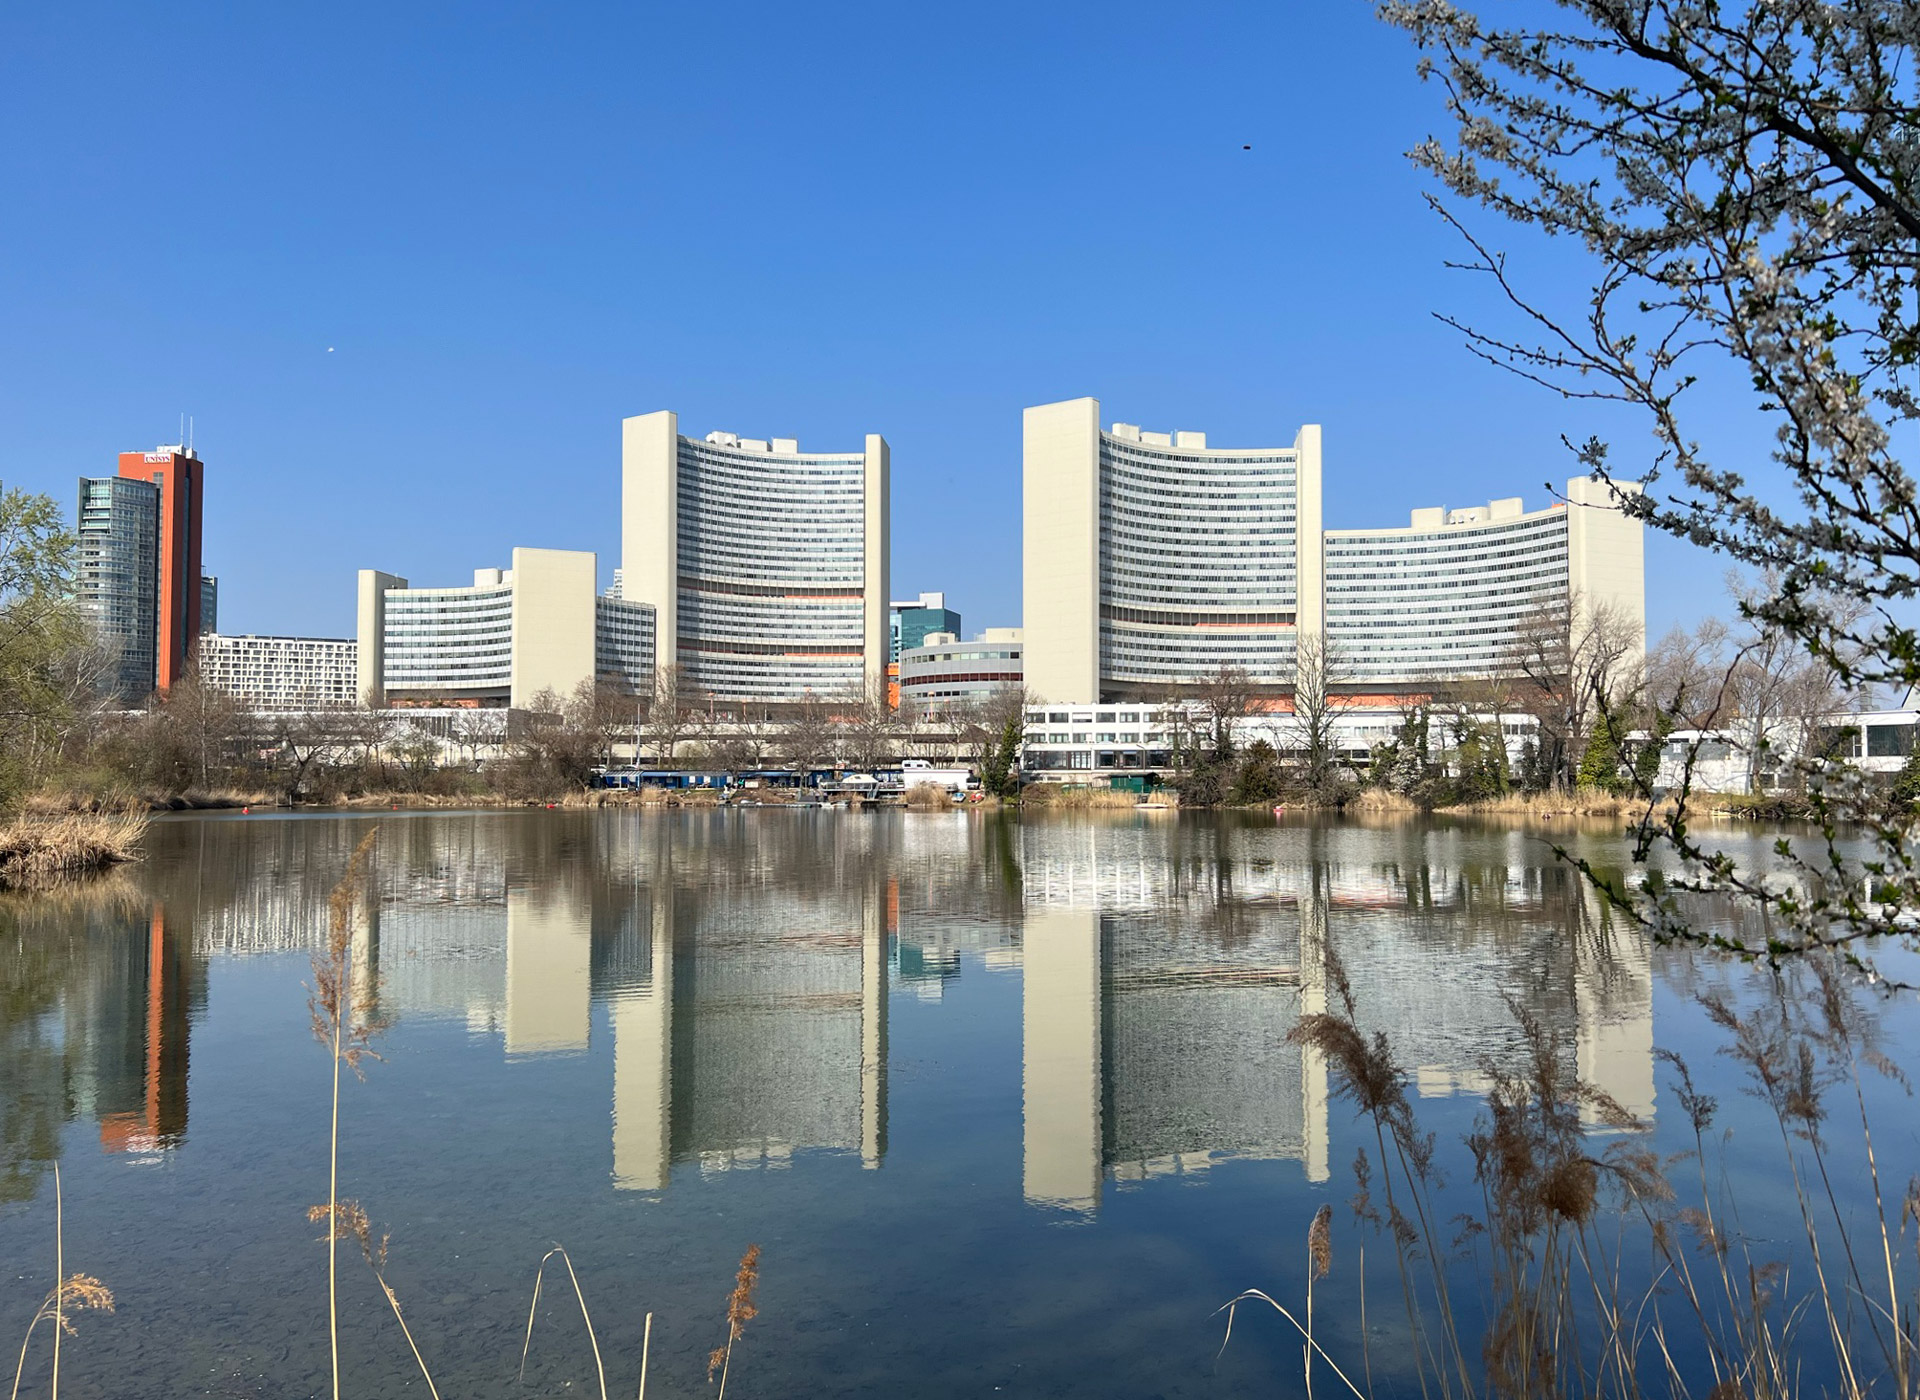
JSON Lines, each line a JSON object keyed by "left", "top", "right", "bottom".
{"left": 75, "top": 444, "right": 207, "bottom": 702}
{"left": 200, "top": 575, "right": 219, "bottom": 635}
{"left": 75, "top": 475, "right": 162, "bottom": 700}
{"left": 117, "top": 446, "right": 204, "bottom": 693}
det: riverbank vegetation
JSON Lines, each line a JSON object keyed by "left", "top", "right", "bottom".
{"left": 0, "top": 813, "right": 148, "bottom": 891}
{"left": 1225, "top": 944, "right": 1920, "bottom": 1400}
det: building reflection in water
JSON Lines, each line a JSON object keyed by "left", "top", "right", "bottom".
{"left": 3, "top": 810, "right": 1663, "bottom": 1211}
{"left": 93, "top": 908, "right": 197, "bottom": 1155}
{"left": 1013, "top": 822, "right": 1655, "bottom": 1215}
{"left": 0, "top": 891, "right": 204, "bottom": 1202}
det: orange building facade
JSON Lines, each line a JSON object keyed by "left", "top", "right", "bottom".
{"left": 118, "top": 448, "right": 204, "bottom": 693}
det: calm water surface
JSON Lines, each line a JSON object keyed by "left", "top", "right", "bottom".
{"left": 2, "top": 809, "right": 1914, "bottom": 1398}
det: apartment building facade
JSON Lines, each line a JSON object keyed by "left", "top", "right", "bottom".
{"left": 198, "top": 633, "right": 357, "bottom": 708}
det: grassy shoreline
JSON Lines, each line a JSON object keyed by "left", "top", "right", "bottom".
{"left": 0, "top": 812, "right": 149, "bottom": 890}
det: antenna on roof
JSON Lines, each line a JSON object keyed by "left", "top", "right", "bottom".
{"left": 188, "top": 415, "right": 194, "bottom": 454}
{"left": 178, "top": 412, "right": 185, "bottom": 447}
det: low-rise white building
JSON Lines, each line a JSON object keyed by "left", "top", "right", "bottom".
{"left": 198, "top": 633, "right": 357, "bottom": 708}
{"left": 1653, "top": 708, "right": 1918, "bottom": 795}
{"left": 899, "top": 628, "right": 1023, "bottom": 713}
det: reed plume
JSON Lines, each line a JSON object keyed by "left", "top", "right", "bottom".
{"left": 9, "top": 1165, "right": 113, "bottom": 1400}
{"left": 708, "top": 1244, "right": 761, "bottom": 1400}
{"left": 306, "top": 829, "right": 383, "bottom": 1400}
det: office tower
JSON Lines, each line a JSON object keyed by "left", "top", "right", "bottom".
{"left": 75, "top": 474, "right": 162, "bottom": 699}
{"left": 356, "top": 549, "right": 655, "bottom": 708}
{"left": 621, "top": 413, "right": 889, "bottom": 707}
{"left": 1322, "top": 479, "right": 1646, "bottom": 691}
{"left": 1020, "top": 397, "right": 1646, "bottom": 708}
{"left": 117, "top": 446, "right": 204, "bottom": 693}
{"left": 889, "top": 590, "right": 961, "bottom": 663}
{"left": 1023, "top": 398, "right": 1321, "bottom": 705}
{"left": 199, "top": 575, "right": 218, "bottom": 635}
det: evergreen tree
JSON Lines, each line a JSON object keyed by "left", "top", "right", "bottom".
{"left": 1231, "top": 740, "right": 1284, "bottom": 805}
{"left": 1577, "top": 722, "right": 1627, "bottom": 794}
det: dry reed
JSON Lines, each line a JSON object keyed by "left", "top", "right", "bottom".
{"left": 1223, "top": 944, "right": 1920, "bottom": 1400}
{"left": 306, "top": 829, "right": 383, "bottom": 1400}
{"left": 521, "top": 1245, "right": 610, "bottom": 1400}
{"left": 9, "top": 1166, "right": 114, "bottom": 1400}
{"left": 0, "top": 813, "right": 147, "bottom": 890}
{"left": 709, "top": 1244, "right": 761, "bottom": 1400}
{"left": 1022, "top": 786, "right": 1150, "bottom": 810}
{"left": 903, "top": 782, "right": 959, "bottom": 809}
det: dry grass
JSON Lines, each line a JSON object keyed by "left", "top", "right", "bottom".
{"left": 0, "top": 813, "right": 148, "bottom": 890}
{"left": 904, "top": 782, "right": 960, "bottom": 809}
{"left": 1344, "top": 788, "right": 1418, "bottom": 816}
{"left": 1448, "top": 789, "right": 1677, "bottom": 819}
{"left": 1022, "top": 785, "right": 1152, "bottom": 809}
{"left": 24, "top": 786, "right": 269, "bottom": 816}
{"left": 1222, "top": 944, "right": 1920, "bottom": 1400}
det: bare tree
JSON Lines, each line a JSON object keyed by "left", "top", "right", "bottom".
{"left": 270, "top": 707, "right": 357, "bottom": 803}
{"left": 837, "top": 677, "right": 900, "bottom": 773}
{"left": 1199, "top": 664, "right": 1255, "bottom": 760}
{"left": 777, "top": 692, "right": 835, "bottom": 778}
{"left": 639, "top": 663, "right": 697, "bottom": 767}
{"left": 1507, "top": 597, "right": 1642, "bottom": 790}
{"left": 1290, "top": 632, "right": 1344, "bottom": 793}
{"left": 449, "top": 708, "right": 507, "bottom": 767}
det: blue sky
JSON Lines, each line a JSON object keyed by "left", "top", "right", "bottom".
{"left": 1, "top": 1, "right": 1758, "bottom": 640}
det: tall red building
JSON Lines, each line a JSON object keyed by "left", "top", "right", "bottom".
{"left": 118, "top": 447, "right": 204, "bottom": 693}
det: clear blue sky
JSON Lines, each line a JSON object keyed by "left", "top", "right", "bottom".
{"left": 1, "top": 1, "right": 1756, "bottom": 641}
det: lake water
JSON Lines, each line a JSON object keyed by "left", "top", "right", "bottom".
{"left": 2, "top": 809, "right": 1914, "bottom": 1398}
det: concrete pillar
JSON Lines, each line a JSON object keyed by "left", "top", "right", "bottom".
{"left": 508, "top": 547, "right": 598, "bottom": 711}
{"left": 1298, "top": 864, "right": 1331, "bottom": 1183}
{"left": 1022, "top": 398, "right": 1102, "bottom": 704}
{"left": 860, "top": 879, "right": 890, "bottom": 1168}
{"left": 1573, "top": 882, "right": 1655, "bottom": 1126}
{"left": 355, "top": 570, "right": 406, "bottom": 707}
{"left": 1292, "top": 425, "right": 1325, "bottom": 664}
{"left": 863, "top": 434, "right": 891, "bottom": 701}
{"left": 622, "top": 410, "right": 679, "bottom": 690}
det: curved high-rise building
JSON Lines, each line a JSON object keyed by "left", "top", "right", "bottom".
{"left": 1023, "top": 397, "right": 1322, "bottom": 703}
{"left": 622, "top": 413, "right": 889, "bottom": 707}
{"left": 1323, "top": 477, "right": 1644, "bottom": 690}
{"left": 1021, "top": 397, "right": 1643, "bottom": 706}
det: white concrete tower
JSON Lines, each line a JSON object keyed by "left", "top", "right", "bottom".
{"left": 1022, "top": 397, "right": 1323, "bottom": 704}
{"left": 621, "top": 412, "right": 890, "bottom": 706}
